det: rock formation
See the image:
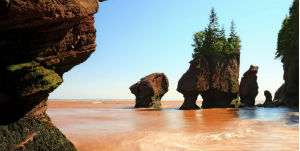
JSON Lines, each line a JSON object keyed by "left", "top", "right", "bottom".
{"left": 276, "top": 0, "right": 299, "bottom": 107}
{"left": 130, "top": 73, "right": 169, "bottom": 108}
{"left": 273, "top": 84, "right": 286, "bottom": 106}
{"left": 177, "top": 55, "right": 240, "bottom": 109}
{"left": 239, "top": 65, "right": 259, "bottom": 106}
{"left": 274, "top": 84, "right": 285, "bottom": 101}
{"left": 263, "top": 90, "right": 275, "bottom": 107}
{"left": 0, "top": 0, "right": 103, "bottom": 150}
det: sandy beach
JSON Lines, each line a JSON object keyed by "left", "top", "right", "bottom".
{"left": 47, "top": 100, "right": 298, "bottom": 151}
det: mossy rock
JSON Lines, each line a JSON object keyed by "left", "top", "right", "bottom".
{"left": 0, "top": 115, "right": 77, "bottom": 151}
{"left": 230, "top": 96, "right": 245, "bottom": 108}
{"left": 6, "top": 61, "right": 62, "bottom": 96}
{"left": 150, "top": 96, "right": 162, "bottom": 108}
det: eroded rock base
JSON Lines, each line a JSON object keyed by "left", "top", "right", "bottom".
{"left": 179, "top": 94, "right": 200, "bottom": 110}
{"left": 201, "top": 89, "right": 237, "bottom": 108}
{"left": 0, "top": 101, "right": 76, "bottom": 151}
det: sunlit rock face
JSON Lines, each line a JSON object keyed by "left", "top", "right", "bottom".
{"left": 130, "top": 73, "right": 169, "bottom": 108}
{"left": 177, "top": 54, "right": 240, "bottom": 109}
{"left": 0, "top": 0, "right": 101, "bottom": 150}
{"left": 239, "top": 65, "right": 259, "bottom": 107}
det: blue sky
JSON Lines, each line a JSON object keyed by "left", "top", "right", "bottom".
{"left": 49, "top": 0, "right": 293, "bottom": 101}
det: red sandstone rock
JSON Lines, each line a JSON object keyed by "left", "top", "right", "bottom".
{"left": 239, "top": 65, "right": 259, "bottom": 106}
{"left": 177, "top": 55, "right": 240, "bottom": 109}
{"left": 0, "top": 0, "right": 101, "bottom": 150}
{"left": 130, "top": 73, "right": 169, "bottom": 108}
{"left": 0, "top": 0, "right": 100, "bottom": 122}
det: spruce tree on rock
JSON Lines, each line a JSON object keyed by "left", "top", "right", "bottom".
{"left": 192, "top": 8, "right": 241, "bottom": 58}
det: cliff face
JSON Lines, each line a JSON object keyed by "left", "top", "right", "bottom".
{"left": 0, "top": 0, "right": 101, "bottom": 150}
{"left": 177, "top": 54, "right": 239, "bottom": 109}
{"left": 130, "top": 73, "right": 169, "bottom": 108}
{"left": 276, "top": 0, "right": 299, "bottom": 107}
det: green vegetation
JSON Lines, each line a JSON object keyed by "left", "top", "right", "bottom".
{"left": 151, "top": 96, "right": 161, "bottom": 108}
{"left": 276, "top": 0, "right": 299, "bottom": 59}
{"left": 192, "top": 8, "right": 241, "bottom": 58}
{"left": 7, "top": 62, "right": 38, "bottom": 72}
{"left": 231, "top": 78, "right": 239, "bottom": 86}
{"left": 0, "top": 115, "right": 77, "bottom": 151}
{"left": 276, "top": 0, "right": 299, "bottom": 99}
{"left": 230, "top": 96, "right": 244, "bottom": 108}
{"left": 6, "top": 61, "right": 62, "bottom": 94}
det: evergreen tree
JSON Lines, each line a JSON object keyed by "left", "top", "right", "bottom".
{"left": 201, "top": 8, "right": 219, "bottom": 53}
{"left": 228, "top": 20, "right": 241, "bottom": 53}
{"left": 220, "top": 25, "right": 227, "bottom": 52}
{"left": 192, "top": 8, "right": 241, "bottom": 58}
{"left": 208, "top": 8, "right": 219, "bottom": 32}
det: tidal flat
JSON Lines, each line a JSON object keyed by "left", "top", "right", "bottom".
{"left": 48, "top": 100, "right": 299, "bottom": 151}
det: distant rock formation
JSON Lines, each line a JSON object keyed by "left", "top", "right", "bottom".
{"left": 263, "top": 90, "right": 275, "bottom": 107}
{"left": 177, "top": 55, "right": 240, "bottom": 109}
{"left": 239, "top": 65, "right": 259, "bottom": 106}
{"left": 0, "top": 0, "right": 102, "bottom": 150}
{"left": 130, "top": 73, "right": 169, "bottom": 108}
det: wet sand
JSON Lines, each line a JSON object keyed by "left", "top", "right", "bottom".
{"left": 48, "top": 101, "right": 299, "bottom": 151}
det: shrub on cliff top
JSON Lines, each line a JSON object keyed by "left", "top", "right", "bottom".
{"left": 192, "top": 8, "right": 241, "bottom": 58}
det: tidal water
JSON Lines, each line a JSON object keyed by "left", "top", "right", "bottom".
{"left": 48, "top": 101, "right": 299, "bottom": 151}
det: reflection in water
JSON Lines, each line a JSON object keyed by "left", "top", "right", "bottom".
{"left": 48, "top": 101, "right": 299, "bottom": 151}
{"left": 238, "top": 107, "right": 299, "bottom": 125}
{"left": 201, "top": 108, "right": 239, "bottom": 130}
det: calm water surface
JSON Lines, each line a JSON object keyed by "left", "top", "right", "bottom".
{"left": 48, "top": 101, "right": 299, "bottom": 151}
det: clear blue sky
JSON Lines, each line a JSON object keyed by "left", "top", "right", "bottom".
{"left": 49, "top": 0, "right": 293, "bottom": 101}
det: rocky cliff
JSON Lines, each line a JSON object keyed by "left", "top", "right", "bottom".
{"left": 130, "top": 73, "right": 169, "bottom": 108}
{"left": 276, "top": 0, "right": 299, "bottom": 107}
{"left": 274, "top": 84, "right": 285, "bottom": 102}
{"left": 177, "top": 54, "right": 240, "bottom": 109}
{"left": 0, "top": 0, "right": 102, "bottom": 150}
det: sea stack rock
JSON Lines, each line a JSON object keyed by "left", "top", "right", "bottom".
{"left": 239, "top": 65, "right": 259, "bottom": 106}
{"left": 177, "top": 55, "right": 240, "bottom": 109}
{"left": 130, "top": 73, "right": 169, "bottom": 108}
{"left": 0, "top": 0, "right": 102, "bottom": 150}
{"left": 263, "top": 90, "right": 275, "bottom": 107}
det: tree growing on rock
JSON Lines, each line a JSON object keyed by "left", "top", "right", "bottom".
{"left": 227, "top": 21, "right": 241, "bottom": 54}
{"left": 275, "top": 0, "right": 299, "bottom": 106}
{"left": 192, "top": 8, "right": 241, "bottom": 58}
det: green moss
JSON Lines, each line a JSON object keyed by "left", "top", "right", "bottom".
{"left": 231, "top": 78, "right": 239, "bottom": 86}
{"left": 6, "top": 61, "right": 62, "bottom": 93}
{"left": 0, "top": 115, "right": 77, "bottom": 151}
{"left": 151, "top": 96, "right": 161, "bottom": 108}
{"left": 230, "top": 96, "right": 244, "bottom": 108}
{"left": 7, "top": 62, "right": 38, "bottom": 72}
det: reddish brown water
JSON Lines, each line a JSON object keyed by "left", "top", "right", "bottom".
{"left": 47, "top": 101, "right": 299, "bottom": 151}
